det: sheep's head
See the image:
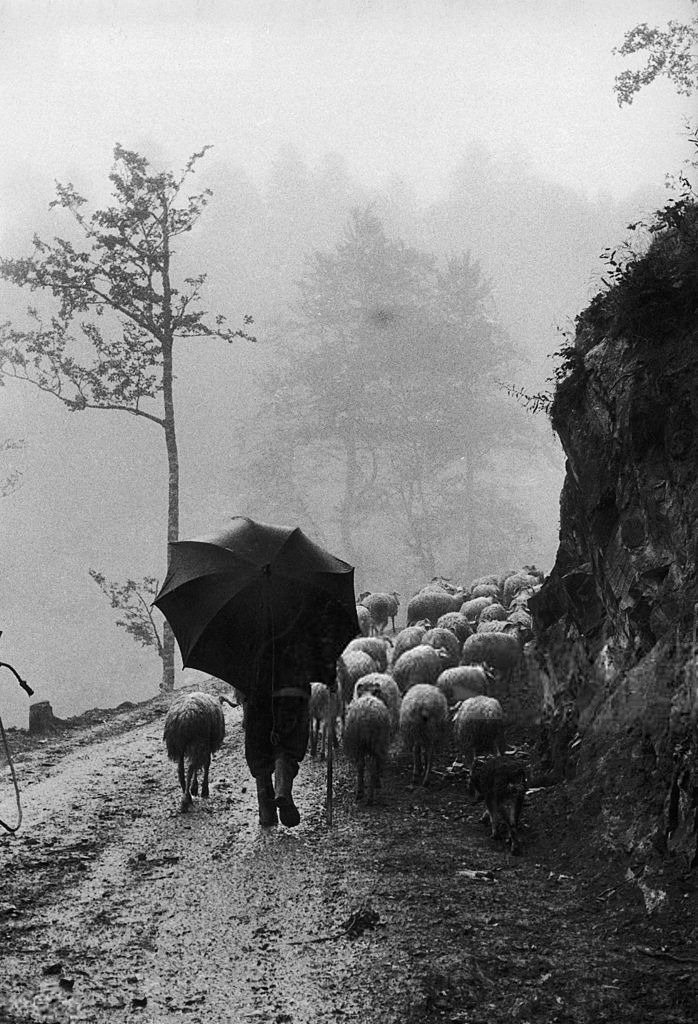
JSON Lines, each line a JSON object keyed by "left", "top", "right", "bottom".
{"left": 354, "top": 677, "right": 382, "bottom": 701}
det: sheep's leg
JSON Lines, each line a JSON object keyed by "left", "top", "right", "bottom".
{"left": 190, "top": 768, "right": 199, "bottom": 796}
{"left": 310, "top": 719, "right": 318, "bottom": 757}
{"left": 421, "top": 745, "right": 432, "bottom": 787}
{"left": 413, "top": 744, "right": 424, "bottom": 783}
{"left": 366, "top": 754, "right": 378, "bottom": 805}
{"left": 178, "top": 755, "right": 186, "bottom": 793}
{"left": 356, "top": 753, "right": 365, "bottom": 801}
{"left": 201, "top": 754, "right": 211, "bottom": 798}
{"left": 507, "top": 790, "right": 525, "bottom": 854}
{"left": 502, "top": 805, "right": 520, "bottom": 854}
{"left": 514, "top": 789, "right": 525, "bottom": 829}
{"left": 496, "top": 725, "right": 506, "bottom": 756}
{"left": 487, "top": 796, "right": 501, "bottom": 839}
{"left": 181, "top": 761, "right": 197, "bottom": 813}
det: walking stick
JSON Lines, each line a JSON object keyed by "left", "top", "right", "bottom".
{"left": 326, "top": 698, "right": 334, "bottom": 826}
{"left": 325, "top": 704, "right": 333, "bottom": 823}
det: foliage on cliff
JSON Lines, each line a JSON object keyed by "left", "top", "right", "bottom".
{"left": 550, "top": 147, "right": 698, "bottom": 432}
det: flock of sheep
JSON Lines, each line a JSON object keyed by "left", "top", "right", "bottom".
{"left": 163, "top": 568, "right": 543, "bottom": 855}
{"left": 326, "top": 570, "right": 541, "bottom": 854}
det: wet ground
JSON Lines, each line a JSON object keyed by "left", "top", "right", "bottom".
{"left": 1, "top": 687, "right": 697, "bottom": 1024}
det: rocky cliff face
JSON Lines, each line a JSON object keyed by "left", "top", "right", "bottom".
{"left": 530, "top": 202, "right": 698, "bottom": 867}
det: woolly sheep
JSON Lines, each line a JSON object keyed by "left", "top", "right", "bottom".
{"left": 421, "top": 627, "right": 461, "bottom": 670}
{"left": 392, "top": 625, "right": 428, "bottom": 664}
{"left": 460, "top": 631, "right": 523, "bottom": 674}
{"left": 509, "top": 588, "right": 538, "bottom": 612}
{"left": 469, "top": 574, "right": 501, "bottom": 590}
{"left": 428, "top": 576, "right": 463, "bottom": 594}
{"left": 477, "top": 619, "right": 511, "bottom": 634}
{"left": 460, "top": 596, "right": 495, "bottom": 622}
{"left": 399, "top": 683, "right": 450, "bottom": 786}
{"left": 406, "top": 587, "right": 464, "bottom": 626}
{"left": 359, "top": 591, "right": 400, "bottom": 635}
{"left": 309, "top": 681, "right": 342, "bottom": 759}
{"left": 336, "top": 649, "right": 377, "bottom": 711}
{"left": 344, "top": 636, "right": 392, "bottom": 673}
{"left": 435, "top": 612, "right": 472, "bottom": 647}
{"left": 469, "top": 754, "right": 528, "bottom": 855}
{"left": 498, "top": 569, "right": 520, "bottom": 591}
{"left": 342, "top": 694, "right": 392, "bottom": 803}
{"left": 521, "top": 564, "right": 545, "bottom": 582}
{"left": 507, "top": 608, "right": 534, "bottom": 639}
{"left": 502, "top": 572, "right": 540, "bottom": 608}
{"left": 392, "top": 643, "right": 447, "bottom": 695}
{"left": 436, "top": 665, "right": 489, "bottom": 706}
{"left": 163, "top": 691, "right": 226, "bottom": 813}
{"left": 453, "top": 695, "right": 505, "bottom": 766}
{"left": 354, "top": 672, "right": 402, "bottom": 737}
{"left": 479, "top": 603, "right": 509, "bottom": 622}
{"left": 469, "top": 583, "right": 501, "bottom": 601}
{"left": 356, "top": 604, "right": 372, "bottom": 637}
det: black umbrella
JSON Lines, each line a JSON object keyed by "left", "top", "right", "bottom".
{"left": 153, "top": 515, "right": 360, "bottom": 696}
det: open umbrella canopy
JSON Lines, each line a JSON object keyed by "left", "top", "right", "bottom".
{"left": 153, "top": 516, "right": 360, "bottom": 694}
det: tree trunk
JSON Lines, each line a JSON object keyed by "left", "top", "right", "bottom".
{"left": 159, "top": 208, "right": 179, "bottom": 692}
{"left": 160, "top": 340, "right": 179, "bottom": 692}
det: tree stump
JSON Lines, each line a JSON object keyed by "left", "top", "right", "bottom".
{"left": 28, "top": 700, "right": 65, "bottom": 735}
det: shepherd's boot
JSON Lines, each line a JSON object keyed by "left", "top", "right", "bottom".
{"left": 274, "top": 755, "right": 301, "bottom": 827}
{"left": 255, "top": 775, "right": 278, "bottom": 827}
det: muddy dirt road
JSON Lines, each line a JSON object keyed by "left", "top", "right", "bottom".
{"left": 1, "top": 689, "right": 697, "bottom": 1024}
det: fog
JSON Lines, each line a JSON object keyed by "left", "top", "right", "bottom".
{"left": 0, "top": 0, "right": 695, "bottom": 725}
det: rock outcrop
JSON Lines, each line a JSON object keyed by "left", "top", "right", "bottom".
{"left": 530, "top": 200, "right": 698, "bottom": 866}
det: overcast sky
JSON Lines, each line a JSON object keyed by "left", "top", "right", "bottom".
{"left": 0, "top": 0, "right": 695, "bottom": 214}
{"left": 0, "top": 0, "right": 695, "bottom": 727}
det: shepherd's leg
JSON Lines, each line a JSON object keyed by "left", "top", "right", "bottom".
{"left": 274, "top": 752, "right": 301, "bottom": 826}
{"left": 255, "top": 774, "right": 278, "bottom": 827}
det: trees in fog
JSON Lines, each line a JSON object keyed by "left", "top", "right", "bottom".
{"left": 238, "top": 206, "right": 529, "bottom": 580}
{"left": 0, "top": 144, "right": 253, "bottom": 690}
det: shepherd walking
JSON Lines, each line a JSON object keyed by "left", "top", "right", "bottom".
{"left": 154, "top": 515, "right": 359, "bottom": 827}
